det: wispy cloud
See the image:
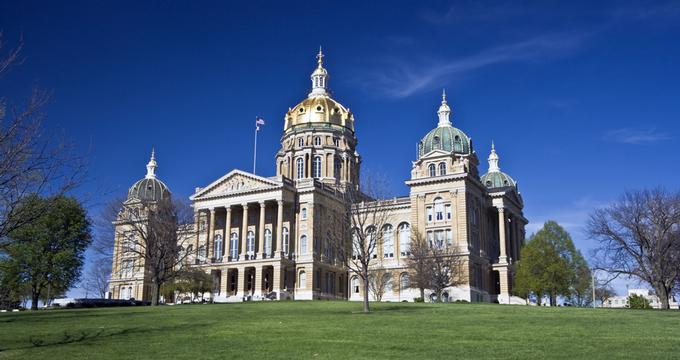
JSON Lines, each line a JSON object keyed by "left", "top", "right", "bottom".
{"left": 421, "top": 2, "right": 527, "bottom": 25}
{"left": 361, "top": 32, "right": 589, "bottom": 99}
{"left": 603, "top": 128, "right": 671, "bottom": 144}
{"left": 609, "top": 1, "right": 680, "bottom": 21}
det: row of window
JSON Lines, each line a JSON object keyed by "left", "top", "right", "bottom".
{"left": 201, "top": 228, "right": 292, "bottom": 260}
{"left": 296, "top": 136, "right": 341, "bottom": 148}
{"left": 426, "top": 197, "right": 453, "bottom": 223}
{"left": 350, "top": 273, "right": 410, "bottom": 294}
{"left": 295, "top": 156, "right": 343, "bottom": 179}
{"left": 352, "top": 223, "right": 412, "bottom": 260}
{"left": 427, "top": 162, "right": 447, "bottom": 177}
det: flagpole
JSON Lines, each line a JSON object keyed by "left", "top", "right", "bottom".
{"left": 253, "top": 123, "right": 258, "bottom": 174}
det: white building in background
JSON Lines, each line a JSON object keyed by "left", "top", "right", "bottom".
{"left": 603, "top": 288, "right": 679, "bottom": 309}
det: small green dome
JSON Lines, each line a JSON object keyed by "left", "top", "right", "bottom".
{"left": 480, "top": 171, "right": 516, "bottom": 190}
{"left": 128, "top": 177, "right": 170, "bottom": 202}
{"left": 418, "top": 125, "right": 471, "bottom": 158}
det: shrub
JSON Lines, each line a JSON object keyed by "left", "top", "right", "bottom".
{"left": 413, "top": 297, "right": 424, "bottom": 303}
{"left": 627, "top": 294, "right": 652, "bottom": 309}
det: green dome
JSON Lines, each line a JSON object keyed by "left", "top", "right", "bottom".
{"left": 127, "top": 177, "right": 170, "bottom": 202}
{"left": 480, "top": 171, "right": 516, "bottom": 190}
{"left": 418, "top": 125, "right": 471, "bottom": 158}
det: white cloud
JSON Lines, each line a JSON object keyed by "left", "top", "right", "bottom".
{"left": 361, "top": 32, "right": 588, "bottom": 99}
{"left": 603, "top": 127, "right": 671, "bottom": 144}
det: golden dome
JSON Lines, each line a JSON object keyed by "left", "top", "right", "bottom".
{"left": 284, "top": 95, "right": 355, "bottom": 132}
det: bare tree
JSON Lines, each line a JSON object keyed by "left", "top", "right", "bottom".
{"left": 428, "top": 245, "right": 464, "bottom": 302}
{"left": 406, "top": 228, "right": 431, "bottom": 300}
{"left": 114, "top": 197, "right": 194, "bottom": 305}
{"left": 368, "top": 267, "right": 391, "bottom": 301}
{"left": 587, "top": 188, "right": 680, "bottom": 309}
{"left": 333, "top": 173, "right": 392, "bottom": 313}
{"left": 594, "top": 284, "right": 616, "bottom": 307}
{"left": 0, "top": 34, "right": 85, "bottom": 251}
{"left": 82, "top": 258, "right": 111, "bottom": 299}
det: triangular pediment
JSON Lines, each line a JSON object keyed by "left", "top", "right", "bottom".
{"left": 190, "top": 169, "right": 281, "bottom": 200}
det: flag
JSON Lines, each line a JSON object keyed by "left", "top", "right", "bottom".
{"left": 256, "top": 117, "right": 265, "bottom": 131}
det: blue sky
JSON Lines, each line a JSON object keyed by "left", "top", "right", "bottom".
{"left": 2, "top": 0, "right": 679, "bottom": 296}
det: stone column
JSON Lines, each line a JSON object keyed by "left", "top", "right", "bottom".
{"left": 194, "top": 211, "right": 200, "bottom": 263}
{"left": 497, "top": 207, "right": 507, "bottom": 263}
{"left": 241, "top": 204, "right": 249, "bottom": 260}
{"left": 276, "top": 200, "right": 284, "bottom": 258}
{"left": 220, "top": 270, "right": 228, "bottom": 296}
{"left": 238, "top": 268, "right": 247, "bottom": 299}
{"left": 225, "top": 206, "right": 232, "bottom": 259}
{"left": 272, "top": 265, "right": 284, "bottom": 300}
{"left": 208, "top": 208, "right": 215, "bottom": 260}
{"left": 258, "top": 201, "right": 266, "bottom": 258}
{"left": 253, "top": 266, "right": 261, "bottom": 298}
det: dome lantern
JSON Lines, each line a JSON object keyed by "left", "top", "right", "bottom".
{"left": 309, "top": 47, "right": 329, "bottom": 97}
{"left": 437, "top": 89, "right": 452, "bottom": 127}
{"left": 488, "top": 141, "right": 500, "bottom": 172}
{"left": 128, "top": 149, "right": 170, "bottom": 202}
{"left": 146, "top": 148, "right": 157, "bottom": 179}
{"left": 480, "top": 143, "right": 517, "bottom": 190}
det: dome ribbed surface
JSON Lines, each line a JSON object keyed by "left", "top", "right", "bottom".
{"left": 419, "top": 125, "right": 471, "bottom": 158}
{"left": 127, "top": 178, "right": 170, "bottom": 202}
{"left": 480, "top": 171, "right": 517, "bottom": 190}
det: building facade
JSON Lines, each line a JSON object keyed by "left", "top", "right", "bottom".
{"left": 109, "top": 50, "right": 528, "bottom": 304}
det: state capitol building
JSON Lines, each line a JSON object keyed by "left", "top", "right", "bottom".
{"left": 109, "top": 50, "right": 528, "bottom": 304}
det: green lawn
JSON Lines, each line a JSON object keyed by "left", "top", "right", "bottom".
{"left": 0, "top": 301, "right": 678, "bottom": 359}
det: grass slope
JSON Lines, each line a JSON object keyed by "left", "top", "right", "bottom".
{"left": 0, "top": 302, "right": 679, "bottom": 359}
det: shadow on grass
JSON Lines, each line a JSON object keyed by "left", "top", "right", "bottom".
{"left": 0, "top": 321, "right": 213, "bottom": 353}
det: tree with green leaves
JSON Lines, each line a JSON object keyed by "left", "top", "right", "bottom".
{"left": 1, "top": 195, "right": 91, "bottom": 309}
{"left": 514, "top": 221, "right": 584, "bottom": 306}
{"left": 568, "top": 252, "right": 593, "bottom": 307}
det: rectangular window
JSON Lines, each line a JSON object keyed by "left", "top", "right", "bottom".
{"left": 445, "top": 205, "right": 452, "bottom": 220}
{"left": 301, "top": 207, "right": 307, "bottom": 220}
{"left": 427, "top": 207, "right": 433, "bottom": 223}
{"left": 427, "top": 231, "right": 433, "bottom": 247}
{"left": 446, "top": 229, "right": 453, "bottom": 247}
{"left": 435, "top": 230, "right": 444, "bottom": 248}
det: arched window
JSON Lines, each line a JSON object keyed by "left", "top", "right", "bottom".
{"left": 314, "top": 136, "right": 321, "bottom": 146}
{"left": 434, "top": 198, "right": 444, "bottom": 221}
{"left": 366, "top": 226, "right": 377, "bottom": 259}
{"left": 264, "top": 229, "right": 272, "bottom": 257}
{"left": 213, "top": 234, "right": 223, "bottom": 259}
{"left": 398, "top": 223, "right": 411, "bottom": 257}
{"left": 301, "top": 207, "right": 307, "bottom": 219}
{"left": 229, "top": 232, "right": 238, "bottom": 260}
{"left": 454, "top": 135, "right": 462, "bottom": 151}
{"left": 246, "top": 231, "right": 255, "bottom": 257}
{"left": 299, "top": 271, "right": 307, "bottom": 289}
{"left": 298, "top": 138, "right": 304, "bottom": 147}
{"left": 296, "top": 158, "right": 305, "bottom": 179}
{"left": 282, "top": 227, "right": 290, "bottom": 255}
{"left": 433, "top": 136, "right": 441, "bottom": 149}
{"left": 439, "top": 162, "right": 446, "bottom": 176}
{"left": 428, "top": 164, "right": 436, "bottom": 177}
{"left": 128, "top": 286, "right": 133, "bottom": 300}
{"left": 351, "top": 276, "right": 360, "bottom": 293}
{"left": 382, "top": 225, "right": 394, "bottom": 258}
{"left": 351, "top": 230, "right": 360, "bottom": 260}
{"left": 300, "top": 235, "right": 308, "bottom": 254}
{"left": 313, "top": 156, "right": 322, "bottom": 178}
{"left": 400, "top": 273, "right": 410, "bottom": 291}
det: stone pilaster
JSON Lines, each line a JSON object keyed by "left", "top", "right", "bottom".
{"left": 241, "top": 204, "right": 249, "bottom": 260}
{"left": 258, "top": 201, "right": 266, "bottom": 258}
{"left": 225, "top": 207, "right": 232, "bottom": 259}
{"left": 276, "top": 200, "right": 284, "bottom": 258}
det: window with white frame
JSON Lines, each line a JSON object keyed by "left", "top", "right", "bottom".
{"left": 213, "top": 234, "right": 223, "bottom": 259}
{"left": 282, "top": 227, "right": 290, "bottom": 255}
{"left": 314, "top": 136, "right": 321, "bottom": 146}
{"left": 400, "top": 273, "right": 410, "bottom": 291}
{"left": 296, "top": 158, "right": 304, "bottom": 179}
{"left": 427, "top": 207, "right": 433, "bottom": 223}
{"left": 382, "top": 224, "right": 394, "bottom": 258}
{"left": 299, "top": 271, "right": 307, "bottom": 289}
{"left": 246, "top": 231, "right": 255, "bottom": 257}
{"left": 398, "top": 223, "right": 410, "bottom": 257}
{"left": 445, "top": 204, "right": 452, "bottom": 220}
{"left": 300, "top": 235, "right": 308, "bottom": 254}
{"left": 264, "top": 229, "right": 272, "bottom": 256}
{"left": 434, "top": 198, "right": 444, "bottom": 221}
{"left": 428, "top": 163, "right": 436, "bottom": 177}
{"left": 446, "top": 229, "right": 453, "bottom": 247}
{"left": 301, "top": 207, "right": 307, "bottom": 219}
{"left": 122, "top": 259, "right": 135, "bottom": 277}
{"left": 298, "top": 138, "right": 304, "bottom": 147}
{"left": 198, "top": 245, "right": 206, "bottom": 261}
{"left": 123, "top": 234, "right": 135, "bottom": 253}
{"left": 434, "top": 230, "right": 444, "bottom": 249}
{"left": 367, "top": 226, "right": 377, "bottom": 259}
{"left": 230, "top": 232, "right": 238, "bottom": 260}
{"left": 313, "top": 156, "right": 322, "bottom": 178}
{"left": 351, "top": 231, "right": 360, "bottom": 260}
{"left": 439, "top": 162, "right": 446, "bottom": 176}
{"left": 427, "top": 231, "right": 433, "bottom": 247}
{"left": 352, "top": 276, "right": 360, "bottom": 293}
